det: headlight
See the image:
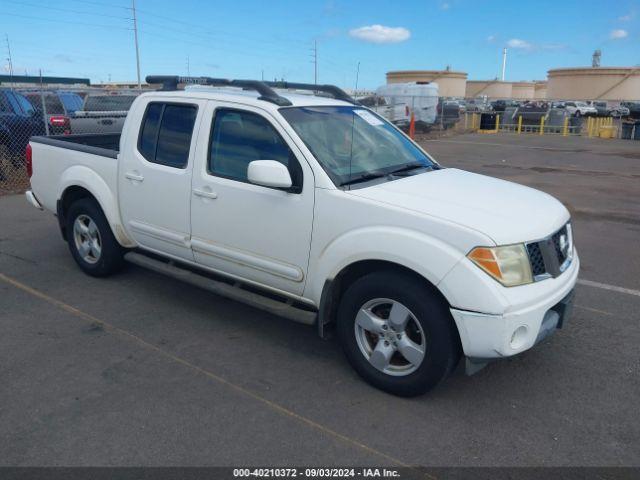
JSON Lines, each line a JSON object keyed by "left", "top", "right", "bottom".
{"left": 467, "top": 244, "right": 533, "bottom": 287}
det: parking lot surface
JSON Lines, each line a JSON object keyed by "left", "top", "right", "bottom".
{"left": 1, "top": 133, "right": 639, "bottom": 467}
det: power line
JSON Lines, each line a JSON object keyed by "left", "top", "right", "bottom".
{"left": 3, "top": 11, "right": 132, "bottom": 30}
{"left": 64, "top": 0, "right": 131, "bottom": 10}
{"left": 4, "top": 0, "right": 132, "bottom": 20}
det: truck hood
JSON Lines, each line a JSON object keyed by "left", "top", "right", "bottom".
{"left": 348, "top": 168, "right": 570, "bottom": 245}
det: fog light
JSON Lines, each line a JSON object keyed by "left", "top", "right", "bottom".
{"left": 510, "top": 326, "right": 529, "bottom": 349}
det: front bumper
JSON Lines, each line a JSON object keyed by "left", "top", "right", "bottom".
{"left": 450, "top": 253, "right": 579, "bottom": 359}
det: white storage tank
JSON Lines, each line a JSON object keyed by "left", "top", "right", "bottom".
{"left": 374, "top": 82, "right": 439, "bottom": 128}
{"left": 386, "top": 70, "right": 467, "bottom": 98}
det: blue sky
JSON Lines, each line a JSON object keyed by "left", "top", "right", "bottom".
{"left": 2, "top": 0, "right": 638, "bottom": 89}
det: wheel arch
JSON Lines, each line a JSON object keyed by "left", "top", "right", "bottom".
{"left": 57, "top": 171, "right": 134, "bottom": 247}
{"left": 317, "top": 259, "right": 456, "bottom": 340}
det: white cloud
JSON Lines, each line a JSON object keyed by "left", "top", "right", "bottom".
{"left": 506, "top": 38, "right": 533, "bottom": 50}
{"left": 610, "top": 29, "right": 628, "bottom": 39}
{"left": 440, "top": 2, "right": 450, "bottom": 10}
{"left": 487, "top": 34, "right": 496, "bottom": 43}
{"left": 349, "top": 24, "right": 411, "bottom": 44}
{"left": 619, "top": 12, "right": 634, "bottom": 21}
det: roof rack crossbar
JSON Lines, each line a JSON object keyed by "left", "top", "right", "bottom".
{"left": 145, "top": 75, "right": 292, "bottom": 106}
{"left": 263, "top": 81, "right": 356, "bottom": 104}
{"left": 145, "top": 75, "right": 356, "bottom": 106}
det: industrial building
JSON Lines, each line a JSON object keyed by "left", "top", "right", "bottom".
{"left": 0, "top": 74, "right": 90, "bottom": 88}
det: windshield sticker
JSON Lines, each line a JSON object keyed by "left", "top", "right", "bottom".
{"left": 354, "top": 109, "right": 384, "bottom": 126}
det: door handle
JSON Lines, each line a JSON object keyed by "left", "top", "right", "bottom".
{"left": 125, "top": 172, "right": 144, "bottom": 182}
{"left": 193, "top": 188, "right": 218, "bottom": 199}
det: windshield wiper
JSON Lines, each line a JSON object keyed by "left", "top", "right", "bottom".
{"left": 387, "top": 162, "right": 435, "bottom": 176}
{"left": 339, "top": 172, "right": 388, "bottom": 187}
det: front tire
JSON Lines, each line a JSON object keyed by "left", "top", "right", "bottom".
{"left": 66, "top": 198, "right": 125, "bottom": 277}
{"left": 337, "top": 271, "right": 460, "bottom": 396}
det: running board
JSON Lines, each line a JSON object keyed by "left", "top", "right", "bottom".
{"left": 124, "top": 252, "right": 317, "bottom": 326}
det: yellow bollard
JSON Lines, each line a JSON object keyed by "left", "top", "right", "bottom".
{"left": 495, "top": 114, "right": 500, "bottom": 132}
{"left": 539, "top": 116, "right": 545, "bottom": 135}
{"left": 517, "top": 115, "right": 522, "bottom": 134}
{"left": 562, "top": 117, "right": 569, "bottom": 136}
{"left": 587, "top": 117, "right": 593, "bottom": 137}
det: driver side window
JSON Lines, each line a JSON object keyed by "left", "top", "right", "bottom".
{"left": 208, "top": 109, "right": 302, "bottom": 191}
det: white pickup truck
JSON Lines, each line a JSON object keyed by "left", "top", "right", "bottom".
{"left": 25, "top": 76, "right": 578, "bottom": 396}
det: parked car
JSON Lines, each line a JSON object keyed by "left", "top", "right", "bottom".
{"left": 0, "top": 89, "right": 46, "bottom": 180}
{"left": 70, "top": 93, "right": 138, "bottom": 134}
{"left": 23, "top": 91, "right": 84, "bottom": 135}
{"left": 514, "top": 102, "right": 549, "bottom": 125}
{"left": 587, "top": 101, "right": 629, "bottom": 118}
{"left": 563, "top": 101, "right": 597, "bottom": 117}
{"left": 26, "top": 75, "right": 578, "bottom": 396}
{"left": 620, "top": 102, "right": 640, "bottom": 120}
{"left": 464, "top": 98, "right": 490, "bottom": 113}
{"left": 436, "top": 99, "right": 461, "bottom": 128}
{"left": 490, "top": 99, "right": 519, "bottom": 112}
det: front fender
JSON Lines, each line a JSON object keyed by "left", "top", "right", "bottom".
{"left": 58, "top": 165, "right": 135, "bottom": 247}
{"left": 305, "top": 226, "right": 465, "bottom": 305}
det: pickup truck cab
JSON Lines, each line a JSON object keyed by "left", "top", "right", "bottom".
{"left": 26, "top": 75, "right": 578, "bottom": 396}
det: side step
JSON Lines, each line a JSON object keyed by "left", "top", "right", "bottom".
{"left": 124, "top": 252, "right": 317, "bottom": 326}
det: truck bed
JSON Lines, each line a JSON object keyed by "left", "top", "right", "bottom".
{"left": 30, "top": 133, "right": 120, "bottom": 159}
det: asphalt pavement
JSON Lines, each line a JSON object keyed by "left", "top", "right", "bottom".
{"left": 0, "top": 133, "right": 638, "bottom": 467}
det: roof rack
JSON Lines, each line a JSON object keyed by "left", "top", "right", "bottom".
{"left": 262, "top": 81, "right": 355, "bottom": 104}
{"left": 145, "top": 75, "right": 356, "bottom": 106}
{"left": 145, "top": 75, "right": 292, "bottom": 106}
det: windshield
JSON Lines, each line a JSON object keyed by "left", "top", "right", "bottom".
{"left": 280, "top": 106, "right": 436, "bottom": 187}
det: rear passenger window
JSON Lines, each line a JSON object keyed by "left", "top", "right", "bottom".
{"left": 138, "top": 102, "right": 197, "bottom": 168}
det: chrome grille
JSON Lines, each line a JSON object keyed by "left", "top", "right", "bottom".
{"left": 526, "top": 242, "right": 546, "bottom": 277}
{"left": 526, "top": 223, "right": 573, "bottom": 281}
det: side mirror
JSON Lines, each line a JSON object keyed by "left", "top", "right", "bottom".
{"left": 247, "top": 160, "right": 292, "bottom": 189}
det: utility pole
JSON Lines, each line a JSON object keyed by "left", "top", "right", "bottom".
{"left": 313, "top": 40, "right": 318, "bottom": 85}
{"left": 354, "top": 61, "right": 361, "bottom": 96}
{"left": 131, "top": 0, "right": 142, "bottom": 90}
{"left": 5, "top": 34, "right": 14, "bottom": 87}
{"left": 186, "top": 55, "right": 190, "bottom": 76}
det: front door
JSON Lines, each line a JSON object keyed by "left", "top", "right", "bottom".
{"left": 119, "top": 98, "right": 203, "bottom": 261}
{"left": 190, "top": 102, "right": 314, "bottom": 296}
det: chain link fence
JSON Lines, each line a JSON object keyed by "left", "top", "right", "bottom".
{"left": 1, "top": 87, "right": 141, "bottom": 195}
{"left": 2, "top": 86, "right": 639, "bottom": 195}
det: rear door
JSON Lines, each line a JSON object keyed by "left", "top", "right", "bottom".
{"left": 119, "top": 97, "right": 205, "bottom": 261}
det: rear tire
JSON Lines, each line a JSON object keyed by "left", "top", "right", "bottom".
{"left": 66, "top": 198, "right": 125, "bottom": 277}
{"left": 336, "top": 271, "right": 460, "bottom": 397}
